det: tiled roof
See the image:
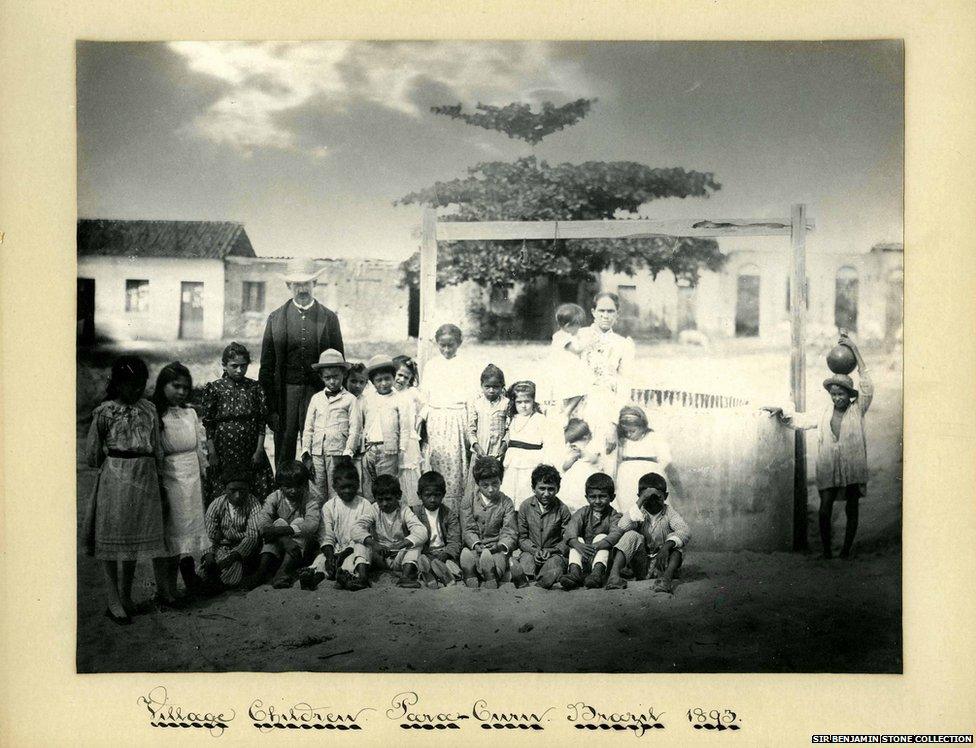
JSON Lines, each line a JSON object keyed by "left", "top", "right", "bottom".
{"left": 77, "top": 219, "right": 256, "bottom": 259}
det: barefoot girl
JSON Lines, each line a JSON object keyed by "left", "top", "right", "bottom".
{"left": 393, "top": 355, "right": 423, "bottom": 509}
{"left": 200, "top": 342, "right": 275, "bottom": 505}
{"left": 787, "top": 334, "right": 873, "bottom": 558}
{"left": 151, "top": 362, "right": 210, "bottom": 605}
{"left": 419, "top": 324, "right": 473, "bottom": 510}
{"left": 84, "top": 356, "right": 166, "bottom": 624}
{"left": 500, "top": 381, "right": 549, "bottom": 503}
{"left": 465, "top": 363, "right": 510, "bottom": 500}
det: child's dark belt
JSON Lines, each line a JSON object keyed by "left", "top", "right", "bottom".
{"left": 508, "top": 441, "right": 543, "bottom": 450}
{"left": 107, "top": 449, "right": 153, "bottom": 459}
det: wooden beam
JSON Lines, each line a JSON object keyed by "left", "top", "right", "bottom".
{"left": 418, "top": 207, "right": 438, "bottom": 375}
{"left": 790, "top": 203, "right": 809, "bottom": 551}
{"left": 436, "top": 217, "right": 815, "bottom": 242}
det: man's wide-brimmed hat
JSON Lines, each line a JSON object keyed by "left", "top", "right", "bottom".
{"left": 280, "top": 257, "right": 324, "bottom": 284}
{"left": 365, "top": 354, "right": 397, "bottom": 376}
{"left": 823, "top": 374, "right": 858, "bottom": 397}
{"left": 311, "top": 348, "right": 350, "bottom": 371}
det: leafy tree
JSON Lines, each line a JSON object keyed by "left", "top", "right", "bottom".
{"left": 397, "top": 100, "right": 726, "bottom": 290}
{"left": 430, "top": 99, "right": 596, "bottom": 145}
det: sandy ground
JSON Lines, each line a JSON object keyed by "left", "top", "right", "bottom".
{"left": 76, "top": 341, "right": 902, "bottom": 673}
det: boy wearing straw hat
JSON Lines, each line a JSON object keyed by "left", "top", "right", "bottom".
{"left": 259, "top": 258, "right": 345, "bottom": 467}
{"left": 301, "top": 349, "right": 361, "bottom": 502}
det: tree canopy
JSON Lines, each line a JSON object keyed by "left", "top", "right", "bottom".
{"left": 397, "top": 101, "right": 726, "bottom": 289}
{"left": 430, "top": 99, "right": 596, "bottom": 145}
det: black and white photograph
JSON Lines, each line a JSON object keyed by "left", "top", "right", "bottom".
{"left": 74, "top": 40, "right": 904, "bottom": 674}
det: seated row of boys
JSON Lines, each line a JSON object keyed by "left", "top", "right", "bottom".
{"left": 191, "top": 456, "right": 690, "bottom": 596}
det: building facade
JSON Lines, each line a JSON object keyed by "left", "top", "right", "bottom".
{"left": 77, "top": 220, "right": 255, "bottom": 343}
{"left": 77, "top": 219, "right": 410, "bottom": 345}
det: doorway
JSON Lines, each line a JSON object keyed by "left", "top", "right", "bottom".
{"left": 407, "top": 286, "right": 420, "bottom": 338}
{"left": 676, "top": 282, "right": 697, "bottom": 333}
{"left": 77, "top": 277, "right": 95, "bottom": 344}
{"left": 179, "top": 282, "right": 205, "bottom": 339}
{"left": 735, "top": 270, "right": 760, "bottom": 337}
{"left": 834, "top": 266, "right": 859, "bottom": 334}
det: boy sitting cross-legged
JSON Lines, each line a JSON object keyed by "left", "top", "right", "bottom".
{"left": 298, "top": 460, "right": 372, "bottom": 591}
{"left": 511, "top": 464, "right": 573, "bottom": 589}
{"left": 559, "top": 472, "right": 624, "bottom": 591}
{"left": 349, "top": 474, "right": 429, "bottom": 590}
{"left": 413, "top": 470, "right": 463, "bottom": 588}
{"left": 459, "top": 456, "right": 518, "bottom": 588}
{"left": 247, "top": 460, "right": 321, "bottom": 590}
{"left": 607, "top": 471, "right": 690, "bottom": 593}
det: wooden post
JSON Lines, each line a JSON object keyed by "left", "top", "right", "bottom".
{"left": 790, "top": 203, "right": 809, "bottom": 551}
{"left": 418, "top": 207, "right": 438, "bottom": 377}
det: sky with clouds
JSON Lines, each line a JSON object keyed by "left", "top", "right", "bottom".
{"left": 77, "top": 41, "right": 903, "bottom": 261}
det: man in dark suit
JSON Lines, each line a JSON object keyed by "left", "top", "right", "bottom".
{"left": 259, "top": 258, "right": 344, "bottom": 467}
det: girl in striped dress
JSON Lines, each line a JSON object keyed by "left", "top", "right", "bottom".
{"left": 84, "top": 356, "right": 166, "bottom": 624}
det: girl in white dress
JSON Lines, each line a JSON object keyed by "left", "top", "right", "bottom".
{"left": 393, "top": 355, "right": 424, "bottom": 510}
{"left": 613, "top": 405, "right": 675, "bottom": 517}
{"left": 558, "top": 418, "right": 602, "bottom": 512}
{"left": 500, "top": 381, "right": 549, "bottom": 503}
{"left": 152, "top": 362, "right": 210, "bottom": 605}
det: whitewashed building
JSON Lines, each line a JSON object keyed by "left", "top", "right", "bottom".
{"left": 77, "top": 220, "right": 255, "bottom": 343}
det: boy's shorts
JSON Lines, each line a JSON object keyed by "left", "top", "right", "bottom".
{"left": 614, "top": 530, "right": 684, "bottom": 580}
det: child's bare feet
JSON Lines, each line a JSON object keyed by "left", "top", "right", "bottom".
{"left": 298, "top": 568, "right": 324, "bottom": 591}
{"left": 605, "top": 574, "right": 627, "bottom": 590}
{"left": 464, "top": 576, "right": 480, "bottom": 588}
{"left": 652, "top": 577, "right": 674, "bottom": 594}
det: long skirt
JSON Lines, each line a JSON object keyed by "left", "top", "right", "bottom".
{"left": 424, "top": 406, "right": 468, "bottom": 511}
{"left": 160, "top": 450, "right": 210, "bottom": 556}
{"left": 398, "top": 434, "right": 422, "bottom": 510}
{"left": 84, "top": 455, "right": 165, "bottom": 561}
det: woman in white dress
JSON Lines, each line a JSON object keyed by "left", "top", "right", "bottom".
{"left": 577, "top": 292, "right": 637, "bottom": 471}
{"left": 152, "top": 362, "right": 210, "bottom": 605}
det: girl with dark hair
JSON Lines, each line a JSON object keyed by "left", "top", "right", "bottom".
{"left": 152, "top": 361, "right": 210, "bottom": 604}
{"left": 200, "top": 342, "right": 275, "bottom": 505}
{"left": 84, "top": 355, "right": 166, "bottom": 624}
{"left": 500, "top": 381, "right": 548, "bottom": 503}
{"left": 392, "top": 355, "right": 423, "bottom": 509}
{"left": 419, "top": 323, "right": 476, "bottom": 511}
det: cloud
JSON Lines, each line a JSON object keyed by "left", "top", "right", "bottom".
{"left": 168, "top": 41, "right": 592, "bottom": 155}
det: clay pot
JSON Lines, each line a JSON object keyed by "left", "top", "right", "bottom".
{"left": 826, "top": 344, "right": 856, "bottom": 375}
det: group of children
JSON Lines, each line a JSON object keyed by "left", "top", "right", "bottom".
{"left": 84, "top": 301, "right": 872, "bottom": 623}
